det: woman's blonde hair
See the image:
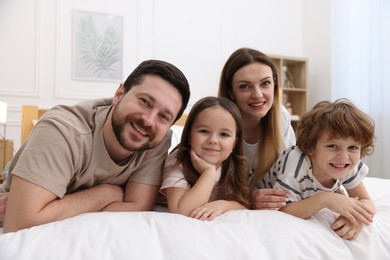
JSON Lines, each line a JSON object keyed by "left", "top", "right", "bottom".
{"left": 218, "top": 48, "right": 283, "bottom": 189}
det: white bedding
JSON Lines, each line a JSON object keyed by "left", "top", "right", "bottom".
{"left": 1, "top": 177, "right": 389, "bottom": 260}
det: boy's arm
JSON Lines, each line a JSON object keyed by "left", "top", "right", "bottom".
{"left": 280, "top": 192, "right": 335, "bottom": 219}
{"left": 330, "top": 182, "right": 376, "bottom": 240}
{"left": 346, "top": 182, "right": 376, "bottom": 215}
{"left": 280, "top": 191, "right": 373, "bottom": 226}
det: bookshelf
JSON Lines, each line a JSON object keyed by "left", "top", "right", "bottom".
{"left": 269, "top": 55, "right": 308, "bottom": 131}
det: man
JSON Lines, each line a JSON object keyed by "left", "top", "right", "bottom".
{"left": 0, "top": 60, "right": 190, "bottom": 233}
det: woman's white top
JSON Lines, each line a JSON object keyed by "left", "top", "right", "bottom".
{"left": 244, "top": 105, "right": 296, "bottom": 178}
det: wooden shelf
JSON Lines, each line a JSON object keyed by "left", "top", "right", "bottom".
{"left": 269, "top": 54, "right": 308, "bottom": 132}
{"left": 0, "top": 139, "right": 13, "bottom": 183}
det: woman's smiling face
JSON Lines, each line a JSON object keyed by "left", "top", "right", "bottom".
{"left": 231, "top": 62, "right": 275, "bottom": 122}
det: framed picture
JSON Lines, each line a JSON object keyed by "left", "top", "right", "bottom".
{"left": 72, "top": 10, "right": 123, "bottom": 82}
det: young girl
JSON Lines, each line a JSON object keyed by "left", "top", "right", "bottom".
{"left": 160, "top": 96, "right": 251, "bottom": 220}
{"left": 262, "top": 99, "right": 376, "bottom": 240}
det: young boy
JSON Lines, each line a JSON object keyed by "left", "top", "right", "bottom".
{"left": 260, "top": 99, "right": 376, "bottom": 240}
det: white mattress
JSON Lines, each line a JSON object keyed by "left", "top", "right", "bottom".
{"left": 1, "top": 177, "right": 389, "bottom": 260}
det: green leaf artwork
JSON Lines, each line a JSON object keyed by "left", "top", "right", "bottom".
{"left": 74, "top": 12, "right": 122, "bottom": 80}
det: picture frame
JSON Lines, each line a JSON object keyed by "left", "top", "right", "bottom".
{"left": 72, "top": 10, "right": 123, "bottom": 82}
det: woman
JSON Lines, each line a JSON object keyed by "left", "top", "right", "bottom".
{"left": 218, "top": 47, "right": 295, "bottom": 210}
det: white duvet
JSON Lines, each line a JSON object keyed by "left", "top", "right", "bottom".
{"left": 1, "top": 177, "right": 390, "bottom": 260}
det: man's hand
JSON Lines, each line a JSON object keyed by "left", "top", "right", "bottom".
{"left": 0, "top": 192, "right": 8, "bottom": 227}
{"left": 102, "top": 182, "right": 159, "bottom": 212}
{"left": 251, "top": 188, "right": 288, "bottom": 210}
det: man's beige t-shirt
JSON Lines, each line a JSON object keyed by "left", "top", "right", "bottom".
{"left": 1, "top": 98, "right": 171, "bottom": 197}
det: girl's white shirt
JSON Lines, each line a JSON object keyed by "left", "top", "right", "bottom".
{"left": 160, "top": 149, "right": 222, "bottom": 196}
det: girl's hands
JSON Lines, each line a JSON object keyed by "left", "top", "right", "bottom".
{"left": 190, "top": 200, "right": 246, "bottom": 221}
{"left": 251, "top": 188, "right": 288, "bottom": 210}
{"left": 190, "top": 149, "right": 216, "bottom": 175}
{"left": 190, "top": 200, "right": 225, "bottom": 221}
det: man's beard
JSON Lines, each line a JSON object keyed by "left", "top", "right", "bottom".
{"left": 111, "top": 106, "right": 153, "bottom": 152}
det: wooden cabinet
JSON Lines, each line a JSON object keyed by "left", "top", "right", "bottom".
{"left": 0, "top": 139, "right": 13, "bottom": 183}
{"left": 269, "top": 55, "right": 308, "bottom": 131}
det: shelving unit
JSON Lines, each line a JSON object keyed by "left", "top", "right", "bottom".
{"left": 269, "top": 54, "right": 308, "bottom": 131}
{"left": 0, "top": 139, "right": 13, "bottom": 183}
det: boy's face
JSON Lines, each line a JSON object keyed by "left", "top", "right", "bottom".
{"left": 308, "top": 132, "right": 362, "bottom": 188}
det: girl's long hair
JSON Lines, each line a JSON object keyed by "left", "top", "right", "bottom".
{"left": 218, "top": 48, "right": 283, "bottom": 189}
{"left": 173, "top": 96, "right": 251, "bottom": 208}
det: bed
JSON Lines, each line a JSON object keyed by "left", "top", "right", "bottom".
{"left": 0, "top": 177, "right": 389, "bottom": 259}
{"left": 0, "top": 106, "right": 389, "bottom": 259}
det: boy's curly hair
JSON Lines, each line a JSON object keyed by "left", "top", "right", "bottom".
{"left": 296, "top": 99, "right": 375, "bottom": 157}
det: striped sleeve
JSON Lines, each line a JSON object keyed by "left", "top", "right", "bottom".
{"left": 342, "top": 161, "right": 368, "bottom": 189}
{"left": 262, "top": 146, "right": 310, "bottom": 202}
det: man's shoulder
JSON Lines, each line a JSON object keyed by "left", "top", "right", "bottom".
{"left": 74, "top": 98, "right": 113, "bottom": 109}
{"left": 52, "top": 98, "right": 112, "bottom": 114}
{"left": 40, "top": 98, "right": 112, "bottom": 133}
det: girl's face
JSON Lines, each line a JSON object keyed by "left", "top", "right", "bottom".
{"left": 309, "top": 132, "right": 362, "bottom": 188}
{"left": 190, "top": 106, "right": 237, "bottom": 168}
{"left": 231, "top": 62, "right": 274, "bottom": 122}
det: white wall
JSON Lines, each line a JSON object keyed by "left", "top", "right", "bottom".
{"left": 1, "top": 0, "right": 327, "bottom": 151}
{"left": 302, "top": 0, "right": 332, "bottom": 109}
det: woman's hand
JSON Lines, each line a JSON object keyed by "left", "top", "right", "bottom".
{"left": 251, "top": 188, "right": 288, "bottom": 210}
